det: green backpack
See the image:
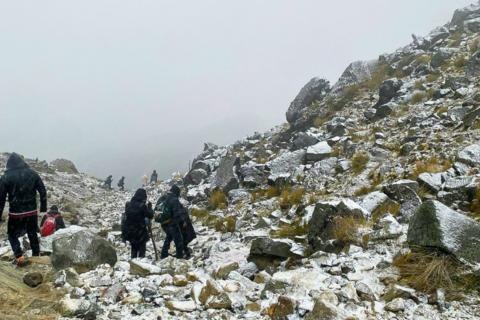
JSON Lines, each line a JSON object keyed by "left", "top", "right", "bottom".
{"left": 155, "top": 199, "right": 172, "bottom": 225}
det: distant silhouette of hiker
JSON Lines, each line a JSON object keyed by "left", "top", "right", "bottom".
{"left": 156, "top": 185, "right": 195, "bottom": 259}
{"left": 122, "top": 188, "right": 154, "bottom": 259}
{"left": 142, "top": 175, "right": 148, "bottom": 187}
{"left": 0, "top": 153, "right": 47, "bottom": 266}
{"left": 104, "top": 175, "right": 113, "bottom": 189}
{"left": 40, "top": 205, "right": 66, "bottom": 237}
{"left": 150, "top": 170, "right": 158, "bottom": 184}
{"left": 118, "top": 176, "right": 125, "bottom": 191}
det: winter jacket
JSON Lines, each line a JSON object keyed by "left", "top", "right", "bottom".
{"left": 157, "top": 191, "right": 187, "bottom": 225}
{"left": 0, "top": 153, "right": 47, "bottom": 220}
{"left": 122, "top": 188, "right": 154, "bottom": 245}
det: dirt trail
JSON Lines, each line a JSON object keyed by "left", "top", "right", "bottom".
{"left": 0, "top": 258, "right": 62, "bottom": 320}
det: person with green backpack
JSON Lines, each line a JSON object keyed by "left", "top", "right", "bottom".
{"left": 156, "top": 185, "right": 192, "bottom": 259}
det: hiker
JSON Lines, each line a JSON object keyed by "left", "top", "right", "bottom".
{"left": 40, "top": 205, "right": 66, "bottom": 237}
{"left": 104, "top": 175, "right": 113, "bottom": 189}
{"left": 150, "top": 170, "right": 158, "bottom": 184}
{"left": 156, "top": 185, "right": 195, "bottom": 259}
{"left": 142, "top": 175, "right": 148, "bottom": 187}
{"left": 0, "top": 153, "right": 47, "bottom": 266}
{"left": 118, "top": 176, "right": 125, "bottom": 191}
{"left": 122, "top": 188, "right": 154, "bottom": 259}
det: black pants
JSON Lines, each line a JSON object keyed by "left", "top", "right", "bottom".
{"left": 161, "top": 223, "right": 184, "bottom": 258}
{"left": 8, "top": 215, "right": 40, "bottom": 258}
{"left": 131, "top": 241, "right": 147, "bottom": 259}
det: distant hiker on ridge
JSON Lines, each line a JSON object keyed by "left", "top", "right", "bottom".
{"left": 118, "top": 176, "right": 125, "bottom": 191}
{"left": 142, "top": 175, "right": 148, "bottom": 187}
{"left": 104, "top": 175, "right": 113, "bottom": 189}
{"left": 156, "top": 185, "right": 195, "bottom": 259}
{"left": 40, "top": 205, "right": 66, "bottom": 237}
{"left": 0, "top": 153, "right": 47, "bottom": 266}
{"left": 150, "top": 170, "right": 158, "bottom": 184}
{"left": 122, "top": 188, "right": 154, "bottom": 259}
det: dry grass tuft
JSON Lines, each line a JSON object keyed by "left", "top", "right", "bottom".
{"left": 351, "top": 151, "right": 370, "bottom": 175}
{"left": 469, "top": 186, "right": 480, "bottom": 220}
{"left": 393, "top": 251, "right": 458, "bottom": 294}
{"left": 453, "top": 55, "right": 467, "bottom": 69}
{"left": 371, "top": 201, "right": 401, "bottom": 223}
{"left": 279, "top": 187, "right": 305, "bottom": 209}
{"left": 271, "top": 218, "right": 308, "bottom": 239}
{"left": 411, "top": 91, "right": 426, "bottom": 104}
{"left": 411, "top": 157, "right": 452, "bottom": 179}
{"left": 331, "top": 216, "right": 364, "bottom": 244}
{"left": 208, "top": 189, "right": 227, "bottom": 210}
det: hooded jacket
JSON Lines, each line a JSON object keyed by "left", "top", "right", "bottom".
{"left": 0, "top": 153, "right": 47, "bottom": 220}
{"left": 122, "top": 188, "right": 154, "bottom": 244}
{"left": 161, "top": 186, "right": 188, "bottom": 225}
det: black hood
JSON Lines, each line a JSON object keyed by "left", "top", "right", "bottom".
{"left": 6, "top": 153, "right": 28, "bottom": 171}
{"left": 170, "top": 185, "right": 181, "bottom": 197}
{"left": 132, "top": 188, "right": 147, "bottom": 202}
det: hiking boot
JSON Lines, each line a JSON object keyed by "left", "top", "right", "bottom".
{"left": 15, "top": 255, "right": 29, "bottom": 267}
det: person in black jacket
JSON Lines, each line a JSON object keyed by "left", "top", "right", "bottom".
{"left": 0, "top": 153, "right": 47, "bottom": 266}
{"left": 40, "top": 205, "right": 66, "bottom": 231}
{"left": 104, "top": 175, "right": 113, "bottom": 189}
{"left": 117, "top": 176, "right": 125, "bottom": 191}
{"left": 150, "top": 170, "right": 158, "bottom": 184}
{"left": 159, "top": 185, "right": 194, "bottom": 259}
{"left": 122, "top": 188, "right": 154, "bottom": 259}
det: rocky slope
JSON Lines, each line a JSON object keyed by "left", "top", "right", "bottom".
{"left": 3, "top": 2, "right": 480, "bottom": 320}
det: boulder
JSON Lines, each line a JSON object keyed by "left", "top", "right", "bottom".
{"left": 382, "top": 180, "right": 422, "bottom": 221}
{"left": 376, "top": 78, "right": 403, "bottom": 107}
{"left": 211, "top": 154, "right": 240, "bottom": 193}
{"left": 129, "top": 260, "right": 162, "bottom": 276}
{"left": 465, "top": 17, "right": 480, "bottom": 33}
{"left": 191, "top": 159, "right": 212, "bottom": 173}
{"left": 269, "top": 295, "right": 296, "bottom": 320}
{"left": 227, "top": 189, "right": 251, "bottom": 204}
{"left": 199, "top": 279, "right": 232, "bottom": 309}
{"left": 184, "top": 168, "right": 208, "bottom": 185}
{"left": 450, "top": 3, "right": 480, "bottom": 27}
{"left": 408, "top": 200, "right": 480, "bottom": 264}
{"left": 51, "top": 230, "right": 117, "bottom": 273}
{"left": 332, "top": 60, "right": 377, "bottom": 93}
{"left": 359, "top": 191, "right": 390, "bottom": 215}
{"left": 215, "top": 262, "right": 239, "bottom": 280}
{"left": 23, "top": 272, "right": 43, "bottom": 288}
{"left": 40, "top": 225, "right": 86, "bottom": 254}
{"left": 430, "top": 48, "right": 456, "bottom": 68}
{"left": 306, "top": 291, "right": 340, "bottom": 320}
{"left": 305, "top": 141, "right": 332, "bottom": 163}
{"left": 385, "top": 298, "right": 405, "bottom": 312}
{"left": 239, "top": 163, "right": 266, "bottom": 187}
{"left": 467, "top": 50, "right": 480, "bottom": 78}
{"left": 50, "top": 159, "right": 79, "bottom": 174}
{"left": 165, "top": 300, "right": 196, "bottom": 312}
{"left": 266, "top": 150, "right": 305, "bottom": 181}
{"left": 249, "top": 237, "right": 304, "bottom": 259}
{"left": 286, "top": 77, "right": 330, "bottom": 124}
{"left": 457, "top": 143, "right": 480, "bottom": 166}
{"left": 307, "top": 199, "right": 368, "bottom": 251}
{"left": 417, "top": 172, "right": 444, "bottom": 193}
{"left": 291, "top": 132, "right": 319, "bottom": 150}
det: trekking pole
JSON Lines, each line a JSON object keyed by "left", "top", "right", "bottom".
{"left": 147, "top": 223, "right": 159, "bottom": 261}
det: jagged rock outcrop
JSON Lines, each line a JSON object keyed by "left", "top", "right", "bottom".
{"left": 408, "top": 200, "right": 480, "bottom": 264}
{"left": 286, "top": 77, "right": 330, "bottom": 124}
{"left": 50, "top": 159, "right": 79, "bottom": 174}
{"left": 331, "top": 60, "right": 377, "bottom": 93}
{"left": 211, "top": 154, "right": 240, "bottom": 192}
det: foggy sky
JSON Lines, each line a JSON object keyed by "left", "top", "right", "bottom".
{"left": 0, "top": 0, "right": 473, "bottom": 188}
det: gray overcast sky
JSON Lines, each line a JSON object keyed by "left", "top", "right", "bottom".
{"left": 0, "top": 0, "right": 474, "bottom": 187}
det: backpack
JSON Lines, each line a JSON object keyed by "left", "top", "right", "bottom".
{"left": 155, "top": 197, "right": 172, "bottom": 225}
{"left": 40, "top": 213, "right": 59, "bottom": 237}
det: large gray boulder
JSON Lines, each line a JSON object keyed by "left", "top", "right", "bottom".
{"left": 266, "top": 150, "right": 305, "bottom": 182}
{"left": 239, "top": 163, "right": 265, "bottom": 187}
{"left": 249, "top": 237, "right": 304, "bottom": 259}
{"left": 305, "top": 141, "right": 332, "bottom": 163}
{"left": 50, "top": 159, "right": 79, "bottom": 174}
{"left": 307, "top": 199, "right": 368, "bottom": 251}
{"left": 51, "top": 230, "right": 117, "bottom": 273}
{"left": 408, "top": 200, "right": 480, "bottom": 264}
{"left": 467, "top": 50, "right": 480, "bottom": 78}
{"left": 184, "top": 168, "right": 208, "bottom": 185}
{"left": 211, "top": 154, "right": 240, "bottom": 193}
{"left": 331, "top": 60, "right": 377, "bottom": 93}
{"left": 286, "top": 78, "right": 330, "bottom": 124}
{"left": 376, "top": 78, "right": 403, "bottom": 107}
{"left": 291, "top": 132, "right": 319, "bottom": 150}
{"left": 457, "top": 143, "right": 480, "bottom": 166}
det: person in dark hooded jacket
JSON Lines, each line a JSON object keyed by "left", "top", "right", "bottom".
{"left": 122, "top": 188, "right": 154, "bottom": 259}
{"left": 0, "top": 153, "right": 47, "bottom": 266}
{"left": 158, "top": 185, "right": 195, "bottom": 259}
